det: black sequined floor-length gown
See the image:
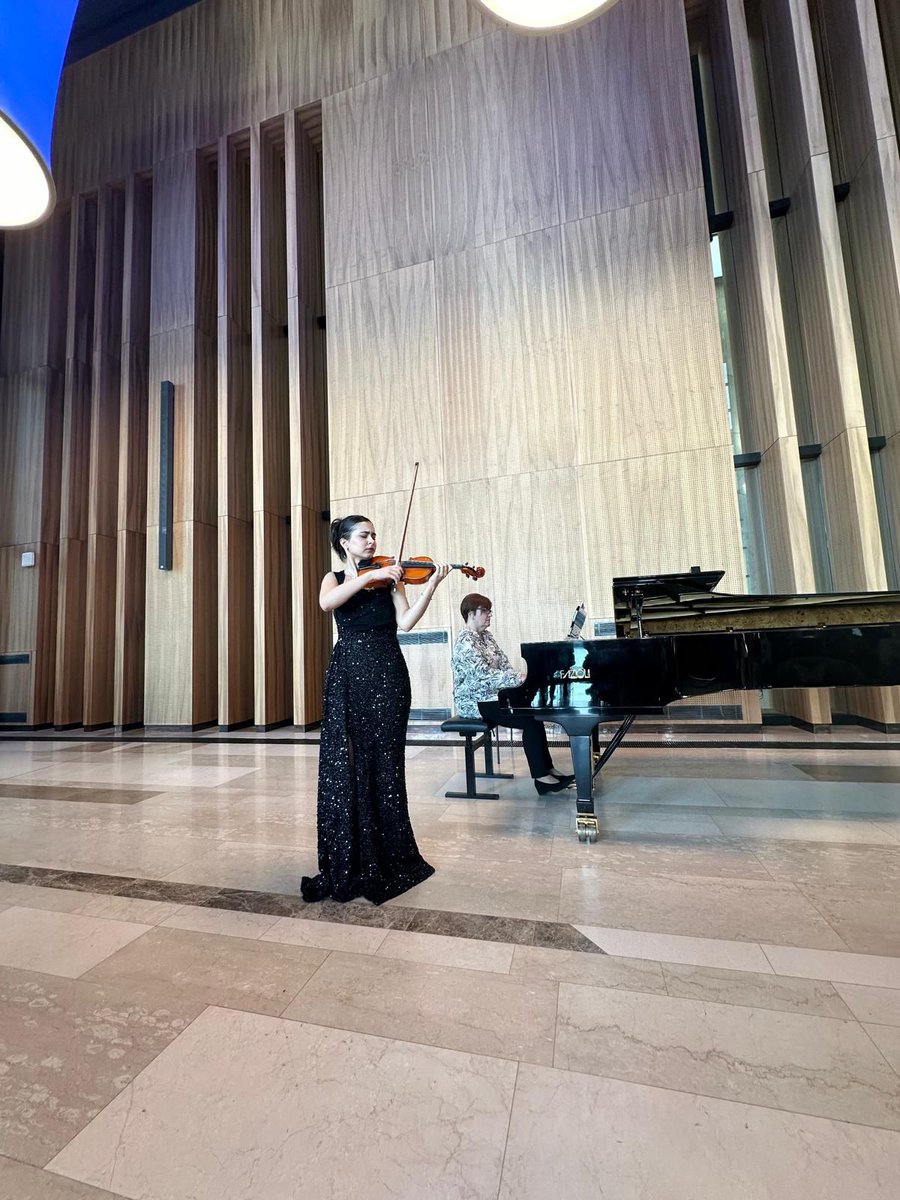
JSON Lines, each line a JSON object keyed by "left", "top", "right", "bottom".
{"left": 300, "top": 573, "right": 434, "bottom": 905}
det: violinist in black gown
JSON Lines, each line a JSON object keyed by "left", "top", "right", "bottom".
{"left": 301, "top": 515, "right": 449, "bottom": 905}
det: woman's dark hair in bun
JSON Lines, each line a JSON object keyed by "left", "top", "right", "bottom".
{"left": 330, "top": 515, "right": 370, "bottom": 561}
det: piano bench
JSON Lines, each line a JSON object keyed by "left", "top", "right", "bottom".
{"left": 440, "top": 718, "right": 513, "bottom": 799}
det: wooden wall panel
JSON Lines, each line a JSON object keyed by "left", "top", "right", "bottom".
{"left": 55, "top": 197, "right": 97, "bottom": 726}
{"left": 286, "top": 113, "right": 330, "bottom": 728}
{"left": 115, "top": 176, "right": 152, "bottom": 729}
{"left": 251, "top": 125, "right": 292, "bottom": 726}
{"left": 323, "top": 61, "right": 433, "bottom": 287}
{"left": 423, "top": 0, "right": 491, "bottom": 56}
{"left": 53, "top": 0, "right": 434, "bottom": 199}
{"left": 0, "top": 662, "right": 31, "bottom": 721}
{"left": 436, "top": 227, "right": 575, "bottom": 484}
{"left": 548, "top": 0, "right": 701, "bottom": 224}
{"left": 426, "top": 30, "right": 558, "bottom": 256}
{"left": 578, "top": 450, "right": 745, "bottom": 615}
{"left": 144, "top": 151, "right": 218, "bottom": 728}
{"left": 327, "top": 262, "right": 442, "bottom": 499}
{"left": 876, "top": 0, "right": 900, "bottom": 136}
{"left": 563, "top": 190, "right": 728, "bottom": 466}
{"left": 84, "top": 187, "right": 126, "bottom": 728}
{"left": 444, "top": 470, "right": 587, "bottom": 672}
{"left": 217, "top": 137, "right": 254, "bottom": 728}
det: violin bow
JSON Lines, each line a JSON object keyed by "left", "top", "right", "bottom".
{"left": 395, "top": 461, "right": 420, "bottom": 565}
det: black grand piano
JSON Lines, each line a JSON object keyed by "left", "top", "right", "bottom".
{"left": 481, "top": 569, "right": 900, "bottom": 842}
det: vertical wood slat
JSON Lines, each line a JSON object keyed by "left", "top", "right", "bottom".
{"left": 706, "top": 0, "right": 830, "bottom": 726}
{"left": 761, "top": 0, "right": 885, "bottom": 584}
{"left": 758, "top": 0, "right": 898, "bottom": 726}
{"left": 0, "top": 215, "right": 68, "bottom": 725}
{"left": 84, "top": 186, "right": 126, "bottom": 728}
{"left": 251, "top": 123, "right": 292, "bottom": 727}
{"left": 115, "top": 175, "right": 152, "bottom": 728}
{"left": 55, "top": 195, "right": 98, "bottom": 727}
{"left": 286, "top": 110, "right": 329, "bottom": 728}
{"left": 144, "top": 151, "right": 218, "bottom": 727}
{"left": 217, "top": 135, "right": 254, "bottom": 728}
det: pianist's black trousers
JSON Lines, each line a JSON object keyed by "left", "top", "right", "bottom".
{"left": 494, "top": 711, "right": 556, "bottom": 778}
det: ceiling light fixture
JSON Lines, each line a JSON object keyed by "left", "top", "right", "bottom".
{"left": 0, "top": 0, "right": 79, "bottom": 228}
{"left": 471, "top": 0, "right": 622, "bottom": 33}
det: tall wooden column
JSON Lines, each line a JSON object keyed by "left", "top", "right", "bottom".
{"left": 115, "top": 176, "right": 152, "bottom": 729}
{"left": 217, "top": 136, "right": 254, "bottom": 728}
{"left": 144, "top": 151, "right": 217, "bottom": 728}
{"left": 55, "top": 196, "right": 97, "bottom": 728}
{"left": 251, "top": 123, "right": 292, "bottom": 728}
{"left": 760, "top": 0, "right": 895, "bottom": 725}
{"left": 285, "top": 111, "right": 329, "bottom": 729}
{"left": 84, "top": 186, "right": 125, "bottom": 728}
{"left": 0, "top": 216, "right": 67, "bottom": 727}
{"left": 707, "top": 0, "right": 828, "bottom": 726}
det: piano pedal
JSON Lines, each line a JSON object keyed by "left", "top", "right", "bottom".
{"left": 576, "top": 815, "right": 599, "bottom": 844}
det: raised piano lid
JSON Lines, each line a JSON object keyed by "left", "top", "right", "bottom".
{"left": 612, "top": 568, "right": 900, "bottom": 638}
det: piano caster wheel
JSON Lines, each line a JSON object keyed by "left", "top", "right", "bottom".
{"left": 576, "top": 816, "right": 599, "bottom": 843}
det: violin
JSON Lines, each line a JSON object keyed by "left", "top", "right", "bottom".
{"left": 358, "top": 556, "right": 485, "bottom": 588}
{"left": 358, "top": 462, "right": 486, "bottom": 589}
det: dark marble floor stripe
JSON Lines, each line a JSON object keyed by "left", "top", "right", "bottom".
{"left": 0, "top": 863, "right": 602, "bottom": 954}
{"left": 0, "top": 784, "right": 154, "bottom": 804}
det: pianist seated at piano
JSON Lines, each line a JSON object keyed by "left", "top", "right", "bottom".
{"left": 451, "top": 593, "right": 575, "bottom": 795}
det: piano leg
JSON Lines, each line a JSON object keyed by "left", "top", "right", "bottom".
{"left": 569, "top": 735, "right": 599, "bottom": 843}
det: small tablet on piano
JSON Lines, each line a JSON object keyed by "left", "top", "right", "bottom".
{"left": 567, "top": 604, "right": 586, "bottom": 639}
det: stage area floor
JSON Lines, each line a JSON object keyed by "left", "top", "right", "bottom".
{"left": 0, "top": 734, "right": 899, "bottom": 1198}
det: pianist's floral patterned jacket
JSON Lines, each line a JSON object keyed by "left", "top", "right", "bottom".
{"left": 451, "top": 628, "right": 522, "bottom": 719}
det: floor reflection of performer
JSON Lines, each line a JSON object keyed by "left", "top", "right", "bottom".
{"left": 451, "top": 593, "right": 574, "bottom": 795}
{"left": 301, "top": 515, "right": 449, "bottom": 905}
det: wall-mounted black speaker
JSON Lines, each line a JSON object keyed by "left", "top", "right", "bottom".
{"left": 159, "top": 381, "right": 175, "bottom": 570}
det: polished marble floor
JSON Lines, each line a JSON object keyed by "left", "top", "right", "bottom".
{"left": 0, "top": 734, "right": 899, "bottom": 1197}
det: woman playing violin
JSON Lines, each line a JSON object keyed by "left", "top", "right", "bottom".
{"left": 301, "top": 515, "right": 450, "bottom": 905}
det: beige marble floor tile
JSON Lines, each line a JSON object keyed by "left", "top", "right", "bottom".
{"left": 375, "top": 930, "right": 515, "bottom": 973}
{"left": 386, "top": 862, "right": 563, "bottom": 922}
{"left": 710, "top": 813, "right": 899, "bottom": 844}
{"left": 555, "top": 984, "right": 900, "bottom": 1129}
{"left": 598, "top": 810, "right": 727, "bottom": 837}
{"left": 162, "top": 843, "right": 308, "bottom": 894}
{"left": 835, "top": 983, "right": 900, "bottom": 1026}
{"left": 0, "top": 826, "right": 212, "bottom": 880}
{"left": 866, "top": 1023, "right": 900, "bottom": 1074}
{"left": 499, "top": 1062, "right": 900, "bottom": 1200}
{"left": 508, "top": 945, "right": 667, "bottom": 993}
{"left": 797, "top": 884, "right": 900, "bottom": 955}
{"left": 0, "top": 966, "right": 202, "bottom": 1167}
{"left": 661, "top": 962, "right": 853, "bottom": 1017}
{"left": 82, "top": 927, "right": 327, "bottom": 1016}
{"left": 548, "top": 835, "right": 770, "bottom": 877}
{"left": 283, "top": 951, "right": 557, "bottom": 1064}
{"left": 260, "top": 916, "right": 388, "bottom": 954}
{"left": 0, "top": 1156, "right": 128, "bottom": 1199}
{"left": 576, "top": 925, "right": 774, "bottom": 972}
{"left": 559, "top": 869, "right": 846, "bottom": 948}
{"left": 47, "top": 1006, "right": 516, "bottom": 1200}
{"left": 748, "top": 842, "right": 900, "bottom": 888}
{"left": 0, "top": 882, "right": 93, "bottom": 913}
{"left": 15, "top": 763, "right": 260, "bottom": 788}
{"left": 77, "top": 896, "right": 183, "bottom": 925}
{"left": 160, "top": 906, "right": 281, "bottom": 939}
{"left": 0, "top": 908, "right": 151, "bottom": 978}
{"left": 762, "top": 944, "right": 900, "bottom": 989}
{"left": 707, "top": 778, "right": 900, "bottom": 815}
{"left": 590, "top": 776, "right": 727, "bottom": 806}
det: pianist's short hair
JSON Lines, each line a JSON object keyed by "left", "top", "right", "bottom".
{"left": 460, "top": 593, "right": 492, "bottom": 622}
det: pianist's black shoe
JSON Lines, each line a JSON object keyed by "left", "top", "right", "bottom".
{"left": 534, "top": 775, "right": 574, "bottom": 795}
